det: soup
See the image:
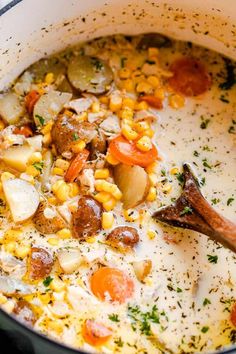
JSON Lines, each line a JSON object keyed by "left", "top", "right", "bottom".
{"left": 0, "top": 34, "right": 235, "bottom": 353}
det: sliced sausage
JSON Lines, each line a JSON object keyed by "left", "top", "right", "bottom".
{"left": 33, "top": 201, "right": 66, "bottom": 234}
{"left": 90, "top": 130, "right": 107, "bottom": 159}
{"left": 28, "top": 247, "right": 53, "bottom": 280}
{"left": 13, "top": 300, "right": 37, "bottom": 326}
{"left": 71, "top": 196, "right": 102, "bottom": 239}
{"left": 106, "top": 226, "right": 139, "bottom": 249}
{"left": 51, "top": 113, "right": 97, "bottom": 155}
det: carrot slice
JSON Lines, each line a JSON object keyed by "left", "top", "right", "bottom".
{"left": 25, "top": 90, "right": 40, "bottom": 115}
{"left": 109, "top": 135, "right": 157, "bottom": 167}
{"left": 230, "top": 303, "right": 236, "bottom": 327}
{"left": 90, "top": 267, "right": 134, "bottom": 303}
{"left": 13, "top": 125, "right": 33, "bottom": 137}
{"left": 138, "top": 95, "right": 163, "bottom": 109}
{"left": 64, "top": 149, "right": 89, "bottom": 182}
{"left": 82, "top": 319, "right": 112, "bottom": 346}
{"left": 168, "top": 57, "right": 211, "bottom": 96}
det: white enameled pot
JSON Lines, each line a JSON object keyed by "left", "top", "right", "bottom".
{"left": 0, "top": 1, "right": 236, "bottom": 354}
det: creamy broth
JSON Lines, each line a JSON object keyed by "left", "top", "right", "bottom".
{"left": 0, "top": 35, "right": 235, "bottom": 353}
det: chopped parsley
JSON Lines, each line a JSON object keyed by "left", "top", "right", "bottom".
{"left": 228, "top": 125, "right": 236, "bottom": 134}
{"left": 92, "top": 58, "right": 103, "bottom": 71}
{"left": 72, "top": 132, "right": 79, "bottom": 141}
{"left": 227, "top": 198, "right": 234, "bottom": 206}
{"left": 203, "top": 298, "right": 211, "bottom": 306}
{"left": 202, "top": 158, "right": 212, "bottom": 169}
{"left": 207, "top": 254, "right": 218, "bottom": 264}
{"left": 109, "top": 313, "right": 120, "bottom": 322}
{"left": 33, "top": 161, "right": 44, "bottom": 172}
{"left": 201, "top": 326, "right": 209, "bottom": 333}
{"left": 219, "top": 58, "right": 236, "bottom": 90}
{"left": 43, "top": 276, "right": 53, "bottom": 287}
{"left": 114, "top": 337, "right": 124, "bottom": 347}
{"left": 211, "top": 198, "right": 220, "bottom": 205}
{"left": 35, "top": 114, "right": 45, "bottom": 126}
{"left": 200, "top": 118, "right": 210, "bottom": 129}
{"left": 176, "top": 287, "right": 183, "bottom": 293}
{"left": 176, "top": 172, "right": 184, "bottom": 185}
{"left": 127, "top": 304, "right": 160, "bottom": 336}
{"left": 200, "top": 177, "right": 206, "bottom": 186}
{"left": 193, "top": 150, "right": 199, "bottom": 157}
{"left": 180, "top": 206, "right": 193, "bottom": 216}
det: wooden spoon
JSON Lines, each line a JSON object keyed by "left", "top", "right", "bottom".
{"left": 153, "top": 163, "right": 236, "bottom": 252}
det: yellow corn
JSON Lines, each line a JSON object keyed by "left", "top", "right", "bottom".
{"left": 4, "top": 229, "right": 21, "bottom": 241}
{"left": 41, "top": 120, "right": 54, "bottom": 135}
{"left": 119, "top": 67, "right": 131, "bottom": 79}
{"left": 1, "top": 172, "right": 15, "bottom": 182}
{"left": 162, "top": 183, "right": 172, "bottom": 194}
{"left": 52, "top": 180, "right": 70, "bottom": 202}
{"left": 47, "top": 237, "right": 59, "bottom": 246}
{"left": 94, "top": 191, "right": 111, "bottom": 204}
{"left": 45, "top": 72, "right": 54, "bottom": 84}
{"left": 55, "top": 159, "right": 70, "bottom": 171}
{"left": 147, "top": 75, "right": 160, "bottom": 88}
{"left": 94, "top": 168, "right": 110, "bottom": 179}
{"left": 91, "top": 101, "right": 100, "bottom": 113}
{"left": 57, "top": 228, "right": 72, "bottom": 239}
{"left": 103, "top": 197, "right": 117, "bottom": 211}
{"left": 28, "top": 152, "right": 42, "bottom": 164}
{"left": 134, "top": 101, "right": 149, "bottom": 110}
{"left": 39, "top": 292, "right": 51, "bottom": 305}
{"left": 43, "top": 133, "right": 52, "bottom": 146}
{"left": 119, "top": 107, "right": 134, "bottom": 120}
{"left": 170, "top": 167, "right": 179, "bottom": 175}
{"left": 169, "top": 94, "right": 185, "bottom": 109}
{"left": 143, "top": 128, "right": 154, "bottom": 138}
{"left": 122, "top": 124, "right": 138, "bottom": 140}
{"left": 76, "top": 112, "right": 87, "bottom": 122}
{"left": 154, "top": 88, "right": 165, "bottom": 100}
{"left": 50, "top": 278, "right": 65, "bottom": 292}
{"left": 147, "top": 229, "right": 156, "bottom": 240}
{"left": 0, "top": 119, "right": 5, "bottom": 131}
{"left": 146, "top": 162, "right": 157, "bottom": 174}
{"left": 69, "top": 182, "right": 79, "bottom": 197}
{"left": 4, "top": 241, "right": 16, "bottom": 253}
{"left": 123, "top": 209, "right": 139, "bottom": 222}
{"left": 148, "top": 47, "right": 159, "bottom": 58}
{"left": 53, "top": 167, "right": 64, "bottom": 176}
{"left": 134, "top": 121, "right": 150, "bottom": 133}
{"left": 146, "top": 187, "right": 157, "bottom": 201}
{"left": 25, "top": 165, "right": 40, "bottom": 177}
{"left": 15, "top": 245, "right": 30, "bottom": 259}
{"left": 121, "top": 79, "right": 134, "bottom": 92}
{"left": 122, "top": 97, "right": 135, "bottom": 110}
{"left": 71, "top": 140, "right": 86, "bottom": 153}
{"left": 136, "top": 136, "right": 152, "bottom": 152}
{"left": 86, "top": 237, "right": 96, "bottom": 244}
{"left": 0, "top": 294, "right": 7, "bottom": 305}
{"left": 47, "top": 197, "right": 57, "bottom": 205}
{"left": 106, "top": 153, "right": 120, "bottom": 166}
{"left": 99, "top": 96, "right": 109, "bottom": 104}
{"left": 102, "top": 212, "right": 114, "bottom": 229}
{"left": 148, "top": 173, "right": 158, "bottom": 186}
{"left": 95, "top": 180, "right": 122, "bottom": 200}
{"left": 136, "top": 81, "right": 153, "bottom": 94}
{"left": 109, "top": 94, "right": 122, "bottom": 112}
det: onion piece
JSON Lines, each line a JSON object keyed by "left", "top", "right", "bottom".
{"left": 132, "top": 259, "right": 152, "bottom": 282}
{"left": 0, "top": 93, "right": 24, "bottom": 125}
{"left": 0, "top": 275, "right": 32, "bottom": 295}
{"left": 40, "top": 150, "right": 53, "bottom": 192}
{"left": 57, "top": 248, "right": 83, "bottom": 274}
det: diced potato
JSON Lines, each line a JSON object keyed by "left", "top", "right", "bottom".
{"left": 132, "top": 259, "right": 152, "bottom": 282}
{"left": 33, "top": 90, "right": 72, "bottom": 126}
{"left": 1, "top": 144, "right": 34, "bottom": 172}
{"left": 57, "top": 248, "right": 83, "bottom": 274}
{"left": 0, "top": 93, "right": 24, "bottom": 124}
{"left": 114, "top": 164, "right": 150, "bottom": 209}
{"left": 2, "top": 178, "right": 40, "bottom": 222}
{"left": 26, "top": 135, "right": 43, "bottom": 151}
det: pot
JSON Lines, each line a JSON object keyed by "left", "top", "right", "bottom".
{"left": 0, "top": 1, "right": 236, "bottom": 353}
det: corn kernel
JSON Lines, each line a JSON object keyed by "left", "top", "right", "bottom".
{"left": 0, "top": 119, "right": 5, "bottom": 131}
{"left": 57, "top": 228, "right": 72, "bottom": 239}
{"left": 1, "top": 172, "right": 15, "bottom": 182}
{"left": 147, "top": 229, "right": 156, "bottom": 240}
{"left": 99, "top": 96, "right": 109, "bottom": 104}
{"left": 103, "top": 197, "right": 117, "bottom": 211}
{"left": 0, "top": 294, "right": 7, "bottom": 305}
{"left": 28, "top": 152, "right": 42, "bottom": 164}
{"left": 48, "top": 237, "right": 59, "bottom": 246}
{"left": 109, "top": 94, "right": 122, "bottom": 112}
{"left": 41, "top": 120, "right": 54, "bottom": 135}
{"left": 53, "top": 167, "right": 64, "bottom": 176}
{"left": 50, "top": 278, "right": 65, "bottom": 292}
{"left": 136, "top": 81, "right": 153, "bottom": 94}
{"left": 91, "top": 101, "right": 100, "bottom": 113}
{"left": 162, "top": 183, "right": 172, "bottom": 194}
{"left": 145, "top": 278, "right": 153, "bottom": 286}
{"left": 122, "top": 125, "right": 138, "bottom": 141}
{"left": 123, "top": 209, "right": 139, "bottom": 222}
{"left": 154, "top": 88, "right": 165, "bottom": 100}
{"left": 169, "top": 94, "right": 185, "bottom": 109}
{"left": 102, "top": 212, "right": 114, "bottom": 229}
{"left": 94, "top": 168, "right": 110, "bottom": 179}
{"left": 5, "top": 241, "right": 16, "bottom": 253}
{"left": 4, "top": 229, "right": 21, "bottom": 241}
{"left": 148, "top": 47, "right": 159, "bottom": 58}
{"left": 143, "top": 128, "right": 154, "bottom": 138}
{"left": 146, "top": 187, "right": 157, "bottom": 201}
{"left": 146, "top": 162, "right": 157, "bottom": 174}
{"left": 45, "top": 72, "right": 54, "bottom": 84}
{"left": 134, "top": 101, "right": 149, "bottom": 110}
{"left": 106, "top": 153, "right": 120, "bottom": 165}
{"left": 148, "top": 173, "right": 158, "bottom": 186}
{"left": 86, "top": 237, "right": 96, "bottom": 244}
{"left": 25, "top": 165, "right": 40, "bottom": 177}
{"left": 39, "top": 292, "right": 51, "bottom": 305}
{"left": 122, "top": 97, "right": 135, "bottom": 110}
{"left": 136, "top": 136, "right": 152, "bottom": 152}
{"left": 119, "top": 107, "right": 134, "bottom": 120}
{"left": 69, "top": 182, "right": 79, "bottom": 197}
{"left": 43, "top": 133, "right": 52, "bottom": 146}
{"left": 121, "top": 79, "right": 134, "bottom": 92}
{"left": 71, "top": 140, "right": 86, "bottom": 153}
{"left": 48, "top": 197, "right": 57, "bottom": 205}
{"left": 52, "top": 180, "right": 70, "bottom": 202}
{"left": 15, "top": 245, "right": 30, "bottom": 259}
{"left": 94, "top": 191, "right": 111, "bottom": 204}
{"left": 110, "top": 185, "right": 122, "bottom": 200}
{"left": 119, "top": 67, "right": 131, "bottom": 79}
{"left": 76, "top": 112, "right": 87, "bottom": 122}
{"left": 95, "top": 180, "right": 122, "bottom": 200}
{"left": 134, "top": 121, "right": 150, "bottom": 133}
{"left": 170, "top": 167, "right": 179, "bottom": 175}
{"left": 55, "top": 159, "right": 70, "bottom": 171}
{"left": 147, "top": 75, "right": 160, "bottom": 88}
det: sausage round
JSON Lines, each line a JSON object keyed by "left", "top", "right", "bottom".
{"left": 106, "top": 226, "right": 139, "bottom": 248}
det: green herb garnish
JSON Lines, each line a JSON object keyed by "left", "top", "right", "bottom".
{"left": 219, "top": 58, "right": 236, "bottom": 90}
{"left": 43, "top": 276, "right": 53, "bottom": 287}
{"left": 176, "top": 172, "right": 184, "bottom": 185}
{"left": 203, "top": 298, "right": 211, "bottom": 306}
{"left": 35, "top": 114, "right": 45, "bottom": 126}
{"left": 177, "top": 287, "right": 183, "bottom": 293}
{"left": 207, "top": 254, "right": 218, "bottom": 264}
{"left": 211, "top": 198, "right": 220, "bottom": 205}
{"left": 201, "top": 326, "right": 209, "bottom": 333}
{"left": 114, "top": 337, "right": 124, "bottom": 347}
{"left": 109, "top": 314, "right": 120, "bottom": 322}
{"left": 227, "top": 198, "right": 234, "bottom": 206}
{"left": 180, "top": 206, "right": 193, "bottom": 216}
{"left": 193, "top": 150, "right": 199, "bottom": 157}
{"left": 200, "top": 118, "right": 210, "bottom": 129}
{"left": 72, "top": 132, "right": 79, "bottom": 141}
{"left": 33, "top": 161, "right": 44, "bottom": 172}
{"left": 202, "top": 158, "right": 212, "bottom": 169}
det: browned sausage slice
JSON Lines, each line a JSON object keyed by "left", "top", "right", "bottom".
{"left": 33, "top": 201, "right": 66, "bottom": 234}
{"left": 13, "top": 300, "right": 37, "bottom": 326}
{"left": 106, "top": 226, "right": 139, "bottom": 249}
{"left": 28, "top": 247, "right": 53, "bottom": 280}
{"left": 71, "top": 196, "right": 102, "bottom": 239}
